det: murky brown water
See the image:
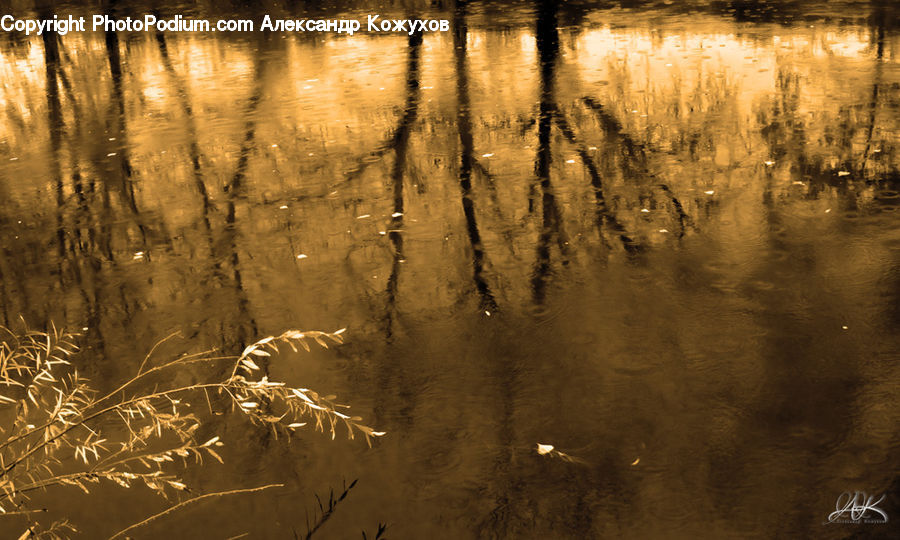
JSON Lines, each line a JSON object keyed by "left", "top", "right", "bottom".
{"left": 1, "top": 0, "right": 899, "bottom": 538}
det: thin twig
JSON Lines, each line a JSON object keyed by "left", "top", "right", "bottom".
{"left": 106, "top": 484, "right": 283, "bottom": 540}
{"left": 137, "top": 331, "right": 182, "bottom": 376}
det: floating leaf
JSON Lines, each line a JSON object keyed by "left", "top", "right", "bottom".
{"left": 536, "top": 443, "right": 554, "bottom": 455}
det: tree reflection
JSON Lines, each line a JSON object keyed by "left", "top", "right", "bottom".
{"left": 530, "top": 0, "right": 569, "bottom": 305}
{"left": 454, "top": 0, "right": 498, "bottom": 312}
{"left": 383, "top": 29, "right": 424, "bottom": 339}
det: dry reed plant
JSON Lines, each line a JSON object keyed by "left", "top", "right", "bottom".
{"left": 0, "top": 324, "right": 383, "bottom": 538}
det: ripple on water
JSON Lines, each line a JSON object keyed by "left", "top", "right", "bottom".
{"left": 415, "top": 442, "right": 466, "bottom": 486}
{"left": 875, "top": 190, "right": 900, "bottom": 205}
{"left": 626, "top": 268, "right": 654, "bottom": 284}
{"left": 746, "top": 279, "right": 777, "bottom": 292}
{"left": 526, "top": 300, "right": 568, "bottom": 324}
{"left": 766, "top": 247, "right": 792, "bottom": 263}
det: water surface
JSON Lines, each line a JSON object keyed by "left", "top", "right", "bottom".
{"left": 1, "top": 0, "right": 899, "bottom": 538}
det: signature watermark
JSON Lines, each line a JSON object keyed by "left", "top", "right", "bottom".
{"left": 824, "top": 491, "right": 889, "bottom": 525}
